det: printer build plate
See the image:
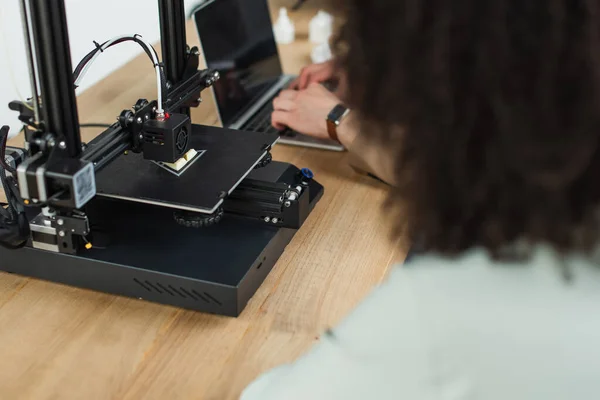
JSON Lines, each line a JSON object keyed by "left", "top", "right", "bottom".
{"left": 95, "top": 124, "right": 278, "bottom": 214}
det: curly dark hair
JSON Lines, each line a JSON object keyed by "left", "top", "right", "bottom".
{"left": 335, "top": 0, "right": 600, "bottom": 256}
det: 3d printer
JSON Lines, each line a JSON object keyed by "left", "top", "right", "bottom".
{"left": 0, "top": 0, "right": 323, "bottom": 316}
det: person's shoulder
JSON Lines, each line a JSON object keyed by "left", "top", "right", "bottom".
{"left": 386, "top": 248, "right": 501, "bottom": 290}
{"left": 386, "top": 245, "right": 600, "bottom": 313}
{"left": 401, "top": 248, "right": 491, "bottom": 272}
{"left": 240, "top": 247, "right": 600, "bottom": 400}
{"left": 330, "top": 250, "right": 497, "bottom": 349}
{"left": 329, "top": 247, "right": 566, "bottom": 356}
{"left": 401, "top": 244, "right": 600, "bottom": 276}
{"left": 394, "top": 245, "right": 568, "bottom": 283}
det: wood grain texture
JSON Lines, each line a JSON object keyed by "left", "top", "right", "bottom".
{"left": 0, "top": 2, "right": 408, "bottom": 399}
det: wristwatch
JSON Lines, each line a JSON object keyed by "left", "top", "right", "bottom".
{"left": 326, "top": 104, "right": 351, "bottom": 142}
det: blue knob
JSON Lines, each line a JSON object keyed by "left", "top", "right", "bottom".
{"left": 300, "top": 168, "right": 314, "bottom": 186}
{"left": 301, "top": 168, "right": 314, "bottom": 180}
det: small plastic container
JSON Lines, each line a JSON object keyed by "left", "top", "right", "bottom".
{"left": 311, "top": 42, "right": 333, "bottom": 64}
{"left": 309, "top": 10, "right": 333, "bottom": 44}
{"left": 273, "top": 8, "right": 295, "bottom": 45}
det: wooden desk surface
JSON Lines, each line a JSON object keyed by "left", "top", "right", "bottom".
{"left": 0, "top": 3, "right": 407, "bottom": 399}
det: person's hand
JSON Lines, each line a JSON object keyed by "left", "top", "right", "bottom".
{"left": 272, "top": 83, "right": 340, "bottom": 140}
{"left": 289, "top": 60, "right": 337, "bottom": 90}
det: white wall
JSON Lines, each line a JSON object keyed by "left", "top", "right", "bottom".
{"left": 0, "top": 0, "right": 203, "bottom": 137}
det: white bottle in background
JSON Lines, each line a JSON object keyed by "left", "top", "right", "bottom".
{"left": 309, "top": 10, "right": 333, "bottom": 44}
{"left": 273, "top": 8, "right": 295, "bottom": 45}
{"left": 311, "top": 42, "right": 333, "bottom": 64}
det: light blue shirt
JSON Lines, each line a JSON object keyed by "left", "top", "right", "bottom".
{"left": 242, "top": 246, "right": 600, "bottom": 399}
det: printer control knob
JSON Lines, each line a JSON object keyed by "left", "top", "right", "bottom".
{"left": 300, "top": 168, "right": 314, "bottom": 185}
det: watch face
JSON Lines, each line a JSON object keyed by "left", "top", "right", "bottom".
{"left": 328, "top": 104, "right": 348, "bottom": 123}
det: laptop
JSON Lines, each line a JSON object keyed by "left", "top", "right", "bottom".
{"left": 192, "top": 0, "right": 345, "bottom": 152}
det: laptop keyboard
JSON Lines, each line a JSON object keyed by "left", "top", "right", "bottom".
{"left": 242, "top": 81, "right": 338, "bottom": 137}
{"left": 243, "top": 95, "right": 296, "bottom": 137}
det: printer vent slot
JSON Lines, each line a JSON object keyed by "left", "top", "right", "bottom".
{"left": 191, "top": 289, "right": 211, "bottom": 303}
{"left": 133, "top": 278, "right": 222, "bottom": 306}
{"left": 202, "top": 291, "right": 222, "bottom": 306}
{"left": 133, "top": 278, "right": 151, "bottom": 291}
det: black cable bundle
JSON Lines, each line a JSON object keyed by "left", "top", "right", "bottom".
{"left": 0, "top": 126, "right": 29, "bottom": 249}
{"left": 72, "top": 35, "right": 167, "bottom": 96}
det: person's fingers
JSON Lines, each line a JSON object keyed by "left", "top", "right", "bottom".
{"left": 292, "top": 64, "right": 335, "bottom": 90}
{"left": 289, "top": 77, "right": 300, "bottom": 90}
{"left": 271, "top": 110, "right": 291, "bottom": 130}
{"left": 273, "top": 98, "right": 296, "bottom": 111}
{"left": 290, "top": 66, "right": 309, "bottom": 89}
{"left": 306, "top": 82, "right": 327, "bottom": 94}
{"left": 299, "top": 70, "right": 312, "bottom": 90}
{"left": 311, "top": 69, "right": 332, "bottom": 84}
{"left": 278, "top": 90, "right": 297, "bottom": 100}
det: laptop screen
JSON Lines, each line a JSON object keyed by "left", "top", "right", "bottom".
{"left": 194, "top": 0, "right": 283, "bottom": 127}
